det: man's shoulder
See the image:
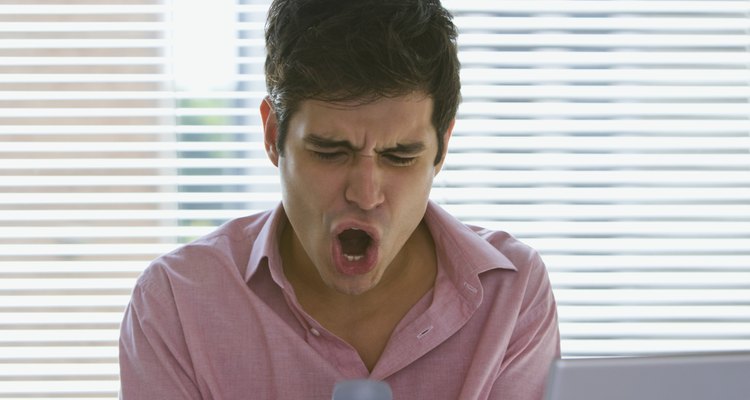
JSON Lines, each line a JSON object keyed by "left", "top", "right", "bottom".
{"left": 426, "top": 202, "right": 543, "bottom": 274}
{"left": 469, "top": 225, "right": 541, "bottom": 263}
{"left": 136, "top": 209, "right": 276, "bottom": 291}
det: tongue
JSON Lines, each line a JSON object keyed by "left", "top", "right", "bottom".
{"left": 338, "top": 229, "right": 371, "bottom": 256}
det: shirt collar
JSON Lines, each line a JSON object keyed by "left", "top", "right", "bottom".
{"left": 424, "top": 201, "right": 517, "bottom": 276}
{"left": 244, "top": 203, "right": 287, "bottom": 284}
{"left": 244, "top": 201, "right": 518, "bottom": 284}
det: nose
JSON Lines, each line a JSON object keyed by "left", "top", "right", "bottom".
{"left": 345, "top": 156, "right": 385, "bottom": 210}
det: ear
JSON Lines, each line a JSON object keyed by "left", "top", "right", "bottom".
{"left": 260, "top": 96, "right": 280, "bottom": 167}
{"left": 434, "top": 118, "right": 455, "bottom": 176}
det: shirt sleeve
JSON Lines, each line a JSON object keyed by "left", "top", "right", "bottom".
{"left": 119, "top": 267, "right": 203, "bottom": 400}
{"left": 489, "top": 256, "right": 561, "bottom": 400}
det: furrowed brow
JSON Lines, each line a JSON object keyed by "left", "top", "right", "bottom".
{"left": 304, "top": 134, "right": 356, "bottom": 150}
{"left": 304, "top": 134, "right": 426, "bottom": 154}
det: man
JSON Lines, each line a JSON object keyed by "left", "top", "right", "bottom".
{"left": 119, "top": 0, "right": 560, "bottom": 398}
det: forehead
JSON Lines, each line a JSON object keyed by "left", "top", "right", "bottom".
{"left": 288, "top": 94, "right": 436, "bottom": 147}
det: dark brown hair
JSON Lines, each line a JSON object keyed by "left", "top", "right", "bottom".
{"left": 264, "top": 0, "right": 461, "bottom": 164}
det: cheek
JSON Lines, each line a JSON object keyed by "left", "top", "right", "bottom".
{"left": 285, "top": 153, "right": 327, "bottom": 181}
{"left": 280, "top": 158, "right": 340, "bottom": 213}
{"left": 387, "top": 170, "right": 435, "bottom": 217}
{"left": 395, "top": 166, "right": 436, "bottom": 195}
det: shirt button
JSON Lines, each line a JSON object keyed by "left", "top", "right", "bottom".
{"left": 310, "top": 328, "right": 321, "bottom": 337}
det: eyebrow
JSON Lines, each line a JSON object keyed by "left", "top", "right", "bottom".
{"left": 304, "top": 134, "right": 356, "bottom": 151}
{"left": 304, "top": 134, "right": 426, "bottom": 154}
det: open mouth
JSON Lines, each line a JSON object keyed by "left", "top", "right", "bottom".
{"left": 333, "top": 226, "right": 378, "bottom": 276}
{"left": 338, "top": 228, "right": 372, "bottom": 261}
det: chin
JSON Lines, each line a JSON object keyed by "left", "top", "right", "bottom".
{"left": 329, "top": 273, "right": 381, "bottom": 296}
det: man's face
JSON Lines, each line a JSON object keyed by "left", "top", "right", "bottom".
{"left": 261, "top": 93, "right": 452, "bottom": 296}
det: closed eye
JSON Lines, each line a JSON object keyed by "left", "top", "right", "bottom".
{"left": 378, "top": 141, "right": 424, "bottom": 166}
{"left": 312, "top": 150, "right": 346, "bottom": 161}
{"left": 382, "top": 153, "right": 417, "bottom": 166}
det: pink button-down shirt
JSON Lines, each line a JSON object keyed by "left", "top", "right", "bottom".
{"left": 119, "top": 201, "right": 560, "bottom": 399}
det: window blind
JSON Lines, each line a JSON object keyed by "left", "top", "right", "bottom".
{"left": 437, "top": 0, "right": 750, "bottom": 358}
{"left": 0, "top": 1, "right": 173, "bottom": 398}
{"left": 1, "top": 0, "right": 748, "bottom": 398}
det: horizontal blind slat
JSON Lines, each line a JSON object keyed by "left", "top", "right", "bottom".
{"left": 454, "top": 17, "right": 750, "bottom": 31}
{"left": 443, "top": 1, "right": 750, "bottom": 13}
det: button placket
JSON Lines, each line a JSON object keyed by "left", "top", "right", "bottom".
{"left": 463, "top": 281, "right": 478, "bottom": 295}
{"left": 416, "top": 325, "right": 434, "bottom": 339}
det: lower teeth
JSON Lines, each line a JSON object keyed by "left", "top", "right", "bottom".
{"left": 344, "top": 254, "right": 363, "bottom": 262}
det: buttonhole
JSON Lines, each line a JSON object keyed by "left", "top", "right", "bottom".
{"left": 463, "top": 282, "right": 478, "bottom": 294}
{"left": 417, "top": 326, "right": 433, "bottom": 339}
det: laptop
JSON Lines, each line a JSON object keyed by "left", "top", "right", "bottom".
{"left": 544, "top": 352, "right": 750, "bottom": 400}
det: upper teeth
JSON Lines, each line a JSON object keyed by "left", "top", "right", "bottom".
{"left": 344, "top": 254, "right": 363, "bottom": 262}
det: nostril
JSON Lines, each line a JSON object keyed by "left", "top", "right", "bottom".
{"left": 344, "top": 181, "right": 384, "bottom": 210}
